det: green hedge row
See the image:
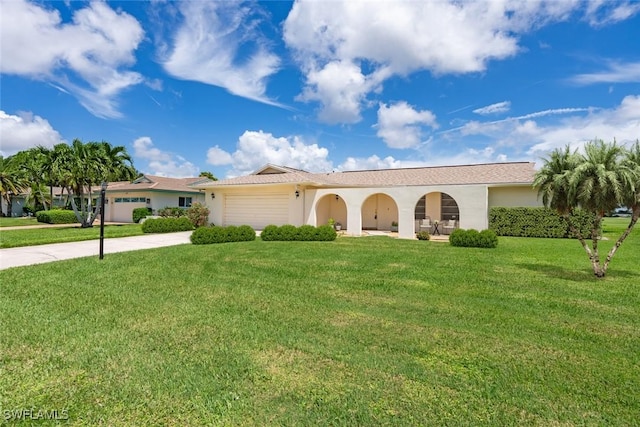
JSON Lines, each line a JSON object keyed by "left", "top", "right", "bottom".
{"left": 261, "top": 224, "right": 337, "bottom": 241}
{"left": 132, "top": 207, "right": 152, "bottom": 223}
{"left": 449, "top": 229, "right": 498, "bottom": 248}
{"left": 489, "top": 207, "right": 595, "bottom": 238}
{"left": 35, "top": 209, "right": 78, "bottom": 224}
{"left": 141, "top": 217, "right": 193, "bottom": 233}
{"left": 190, "top": 225, "right": 256, "bottom": 244}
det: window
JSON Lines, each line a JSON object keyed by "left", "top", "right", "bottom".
{"left": 178, "top": 196, "right": 192, "bottom": 208}
{"left": 115, "top": 198, "right": 122, "bottom": 203}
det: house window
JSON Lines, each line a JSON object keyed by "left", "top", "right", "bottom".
{"left": 179, "top": 197, "right": 192, "bottom": 208}
{"left": 115, "top": 198, "right": 122, "bottom": 203}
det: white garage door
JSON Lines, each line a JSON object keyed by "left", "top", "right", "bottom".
{"left": 224, "top": 193, "right": 289, "bottom": 229}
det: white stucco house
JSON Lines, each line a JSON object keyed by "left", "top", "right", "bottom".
{"left": 103, "top": 175, "right": 207, "bottom": 222}
{"left": 192, "top": 162, "right": 542, "bottom": 239}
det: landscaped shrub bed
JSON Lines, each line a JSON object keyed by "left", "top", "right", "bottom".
{"left": 158, "top": 207, "right": 187, "bottom": 218}
{"left": 132, "top": 207, "right": 152, "bottom": 223}
{"left": 489, "top": 207, "right": 595, "bottom": 238}
{"left": 191, "top": 225, "right": 256, "bottom": 244}
{"left": 449, "top": 228, "right": 498, "bottom": 248}
{"left": 35, "top": 209, "right": 78, "bottom": 224}
{"left": 260, "top": 224, "right": 337, "bottom": 241}
{"left": 141, "top": 217, "right": 193, "bottom": 233}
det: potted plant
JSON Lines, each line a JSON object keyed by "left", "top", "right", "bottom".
{"left": 391, "top": 221, "right": 398, "bottom": 232}
{"left": 335, "top": 222, "right": 342, "bottom": 231}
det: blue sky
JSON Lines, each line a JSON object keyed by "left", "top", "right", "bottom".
{"left": 1, "top": 0, "right": 639, "bottom": 178}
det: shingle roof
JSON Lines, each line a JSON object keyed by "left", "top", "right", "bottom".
{"left": 106, "top": 175, "right": 204, "bottom": 193}
{"left": 193, "top": 162, "right": 537, "bottom": 188}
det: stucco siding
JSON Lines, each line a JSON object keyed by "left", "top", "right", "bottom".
{"left": 488, "top": 186, "right": 540, "bottom": 207}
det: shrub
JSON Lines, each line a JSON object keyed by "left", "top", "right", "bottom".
{"left": 186, "top": 202, "right": 210, "bottom": 228}
{"left": 489, "top": 207, "right": 595, "bottom": 238}
{"left": 158, "top": 207, "right": 187, "bottom": 218}
{"left": 416, "top": 231, "right": 430, "bottom": 240}
{"left": 259, "top": 224, "right": 337, "bottom": 242}
{"left": 132, "top": 207, "right": 152, "bottom": 223}
{"left": 142, "top": 217, "right": 193, "bottom": 233}
{"left": 190, "top": 224, "right": 256, "bottom": 244}
{"left": 450, "top": 228, "right": 498, "bottom": 248}
{"left": 36, "top": 209, "right": 78, "bottom": 224}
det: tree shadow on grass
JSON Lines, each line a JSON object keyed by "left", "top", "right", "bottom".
{"left": 516, "top": 263, "right": 638, "bottom": 282}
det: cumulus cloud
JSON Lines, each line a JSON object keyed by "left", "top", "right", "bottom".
{"left": 570, "top": 61, "right": 640, "bottom": 85}
{"left": 473, "top": 101, "right": 511, "bottom": 115}
{"left": 0, "top": 0, "right": 144, "bottom": 118}
{"left": 132, "top": 137, "right": 199, "bottom": 178}
{"left": 0, "top": 110, "right": 62, "bottom": 156}
{"left": 207, "top": 130, "right": 332, "bottom": 177}
{"left": 338, "top": 155, "right": 427, "bottom": 171}
{"left": 161, "top": 1, "right": 280, "bottom": 105}
{"left": 283, "top": 0, "right": 602, "bottom": 123}
{"left": 376, "top": 102, "right": 438, "bottom": 149}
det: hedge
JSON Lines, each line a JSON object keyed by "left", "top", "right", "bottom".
{"left": 132, "top": 207, "right": 152, "bottom": 223}
{"left": 36, "top": 209, "right": 78, "bottom": 224}
{"left": 449, "top": 229, "right": 498, "bottom": 248}
{"left": 190, "top": 225, "right": 256, "bottom": 244}
{"left": 489, "top": 207, "right": 596, "bottom": 238}
{"left": 260, "top": 224, "right": 337, "bottom": 241}
{"left": 141, "top": 217, "right": 193, "bottom": 233}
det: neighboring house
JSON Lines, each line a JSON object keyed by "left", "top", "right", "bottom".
{"left": 1, "top": 187, "right": 67, "bottom": 217}
{"left": 192, "top": 163, "right": 542, "bottom": 239}
{"left": 103, "top": 175, "right": 206, "bottom": 222}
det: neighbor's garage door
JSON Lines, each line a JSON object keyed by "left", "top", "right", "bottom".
{"left": 224, "top": 193, "right": 289, "bottom": 229}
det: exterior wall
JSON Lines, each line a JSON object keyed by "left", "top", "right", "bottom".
{"left": 315, "top": 194, "right": 347, "bottom": 228}
{"left": 105, "top": 191, "right": 204, "bottom": 222}
{"left": 488, "top": 186, "right": 540, "bottom": 207}
{"left": 424, "top": 192, "right": 440, "bottom": 220}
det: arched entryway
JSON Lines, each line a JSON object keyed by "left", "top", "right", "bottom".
{"left": 414, "top": 192, "right": 460, "bottom": 232}
{"left": 361, "top": 193, "right": 398, "bottom": 231}
{"left": 315, "top": 194, "right": 347, "bottom": 229}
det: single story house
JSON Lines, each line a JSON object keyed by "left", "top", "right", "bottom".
{"left": 192, "top": 162, "right": 541, "bottom": 239}
{"left": 103, "top": 175, "right": 206, "bottom": 222}
{"left": 1, "top": 186, "right": 67, "bottom": 217}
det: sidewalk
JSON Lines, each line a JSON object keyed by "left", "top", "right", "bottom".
{"left": 0, "top": 231, "right": 193, "bottom": 270}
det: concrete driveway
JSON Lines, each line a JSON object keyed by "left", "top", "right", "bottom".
{"left": 0, "top": 231, "right": 193, "bottom": 270}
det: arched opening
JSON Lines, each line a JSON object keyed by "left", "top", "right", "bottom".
{"left": 414, "top": 192, "right": 460, "bottom": 233}
{"left": 361, "top": 193, "right": 398, "bottom": 231}
{"left": 316, "top": 194, "right": 347, "bottom": 229}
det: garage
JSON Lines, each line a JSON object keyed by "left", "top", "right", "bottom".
{"left": 223, "top": 193, "right": 289, "bottom": 229}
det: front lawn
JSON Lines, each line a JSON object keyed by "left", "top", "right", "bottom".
{"left": 0, "top": 224, "right": 144, "bottom": 248}
{"left": 1, "top": 224, "right": 638, "bottom": 425}
{"left": 0, "top": 217, "right": 40, "bottom": 227}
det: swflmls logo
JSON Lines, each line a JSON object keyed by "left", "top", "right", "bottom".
{"left": 3, "top": 408, "right": 69, "bottom": 421}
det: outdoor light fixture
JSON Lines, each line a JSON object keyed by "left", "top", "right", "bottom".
{"left": 99, "top": 181, "right": 107, "bottom": 260}
{"left": 295, "top": 190, "right": 300, "bottom": 198}
{"left": 335, "top": 195, "right": 339, "bottom": 201}
{"left": 211, "top": 193, "right": 215, "bottom": 199}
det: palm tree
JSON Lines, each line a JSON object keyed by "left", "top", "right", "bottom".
{"left": 535, "top": 139, "right": 639, "bottom": 277}
{"left": 0, "top": 156, "right": 27, "bottom": 216}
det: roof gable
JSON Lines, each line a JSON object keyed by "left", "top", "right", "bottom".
{"left": 253, "top": 164, "right": 308, "bottom": 175}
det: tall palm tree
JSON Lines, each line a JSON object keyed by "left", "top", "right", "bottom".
{"left": 0, "top": 156, "right": 27, "bottom": 216}
{"left": 533, "top": 145, "right": 579, "bottom": 217}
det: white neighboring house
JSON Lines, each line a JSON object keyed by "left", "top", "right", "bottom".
{"left": 191, "top": 162, "right": 542, "bottom": 239}
{"left": 1, "top": 186, "right": 67, "bottom": 217}
{"left": 103, "top": 175, "right": 207, "bottom": 223}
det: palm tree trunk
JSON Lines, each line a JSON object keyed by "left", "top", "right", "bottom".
{"left": 565, "top": 214, "right": 603, "bottom": 277}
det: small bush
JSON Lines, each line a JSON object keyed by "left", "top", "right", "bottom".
{"left": 142, "top": 217, "right": 193, "bottom": 233}
{"left": 450, "top": 228, "right": 498, "bottom": 248}
{"left": 36, "top": 209, "right": 78, "bottom": 224}
{"left": 190, "top": 224, "right": 256, "bottom": 244}
{"left": 158, "top": 207, "right": 187, "bottom": 218}
{"left": 186, "top": 202, "right": 210, "bottom": 228}
{"left": 132, "top": 207, "right": 152, "bottom": 223}
{"left": 416, "top": 231, "right": 430, "bottom": 240}
{"left": 259, "top": 224, "right": 337, "bottom": 242}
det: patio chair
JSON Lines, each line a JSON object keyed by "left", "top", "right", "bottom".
{"left": 442, "top": 219, "right": 457, "bottom": 235}
{"left": 419, "top": 217, "right": 432, "bottom": 233}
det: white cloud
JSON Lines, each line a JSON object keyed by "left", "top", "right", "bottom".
{"left": 162, "top": 1, "right": 280, "bottom": 105}
{"left": 473, "top": 101, "right": 511, "bottom": 115}
{"left": 0, "top": 0, "right": 144, "bottom": 118}
{"left": 338, "top": 155, "right": 427, "bottom": 171}
{"left": 283, "top": 0, "right": 593, "bottom": 123}
{"left": 0, "top": 110, "right": 62, "bottom": 156}
{"left": 132, "top": 137, "right": 199, "bottom": 178}
{"left": 585, "top": 0, "right": 640, "bottom": 26}
{"left": 570, "top": 61, "right": 640, "bottom": 85}
{"left": 207, "top": 130, "right": 332, "bottom": 177}
{"left": 376, "top": 102, "right": 438, "bottom": 149}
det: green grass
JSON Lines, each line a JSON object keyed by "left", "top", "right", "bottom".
{"left": 0, "top": 217, "right": 40, "bottom": 227}
{"left": 0, "top": 220, "right": 638, "bottom": 425}
{"left": 0, "top": 224, "right": 144, "bottom": 248}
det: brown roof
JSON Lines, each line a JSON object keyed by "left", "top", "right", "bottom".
{"left": 106, "top": 175, "right": 206, "bottom": 193}
{"left": 193, "top": 162, "right": 537, "bottom": 188}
